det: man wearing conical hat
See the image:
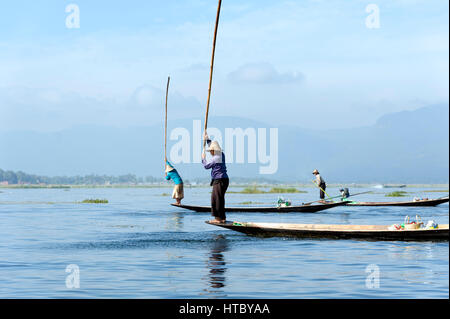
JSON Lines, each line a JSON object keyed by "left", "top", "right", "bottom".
{"left": 312, "top": 169, "right": 326, "bottom": 200}
{"left": 165, "top": 160, "right": 184, "bottom": 205}
{"left": 202, "top": 132, "right": 229, "bottom": 224}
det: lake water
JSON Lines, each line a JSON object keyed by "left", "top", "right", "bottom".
{"left": 0, "top": 186, "right": 448, "bottom": 298}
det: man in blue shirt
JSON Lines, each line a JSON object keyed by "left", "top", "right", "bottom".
{"left": 165, "top": 161, "right": 184, "bottom": 205}
{"left": 202, "top": 132, "right": 229, "bottom": 224}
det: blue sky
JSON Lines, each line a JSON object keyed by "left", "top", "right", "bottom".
{"left": 0, "top": 0, "right": 448, "bottom": 131}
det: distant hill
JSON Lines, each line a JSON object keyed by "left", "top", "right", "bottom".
{"left": 309, "top": 103, "right": 449, "bottom": 183}
{"left": 0, "top": 103, "right": 448, "bottom": 183}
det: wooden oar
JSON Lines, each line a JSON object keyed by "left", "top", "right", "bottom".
{"left": 203, "top": 0, "right": 222, "bottom": 148}
{"left": 164, "top": 76, "right": 170, "bottom": 166}
{"left": 302, "top": 191, "right": 373, "bottom": 205}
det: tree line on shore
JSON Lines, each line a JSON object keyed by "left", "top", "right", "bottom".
{"left": 0, "top": 169, "right": 279, "bottom": 186}
{"left": 0, "top": 169, "right": 162, "bottom": 185}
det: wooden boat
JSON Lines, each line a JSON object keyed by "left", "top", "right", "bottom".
{"left": 206, "top": 221, "right": 450, "bottom": 241}
{"left": 347, "top": 197, "right": 449, "bottom": 207}
{"left": 171, "top": 201, "right": 348, "bottom": 213}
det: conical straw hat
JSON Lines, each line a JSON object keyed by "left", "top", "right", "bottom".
{"left": 206, "top": 141, "right": 222, "bottom": 152}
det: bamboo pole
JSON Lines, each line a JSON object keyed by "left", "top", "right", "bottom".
{"left": 312, "top": 180, "right": 332, "bottom": 200}
{"left": 203, "top": 0, "right": 222, "bottom": 148}
{"left": 303, "top": 191, "right": 372, "bottom": 205}
{"left": 164, "top": 76, "right": 170, "bottom": 167}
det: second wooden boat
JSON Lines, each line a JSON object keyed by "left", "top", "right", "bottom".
{"left": 347, "top": 197, "right": 449, "bottom": 207}
{"left": 171, "top": 200, "right": 348, "bottom": 213}
{"left": 206, "top": 221, "right": 449, "bottom": 241}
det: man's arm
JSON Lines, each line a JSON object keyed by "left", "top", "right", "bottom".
{"left": 202, "top": 131, "right": 213, "bottom": 169}
{"left": 202, "top": 155, "right": 219, "bottom": 169}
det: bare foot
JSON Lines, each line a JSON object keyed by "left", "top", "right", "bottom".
{"left": 173, "top": 202, "right": 181, "bottom": 206}
{"left": 209, "top": 219, "right": 222, "bottom": 224}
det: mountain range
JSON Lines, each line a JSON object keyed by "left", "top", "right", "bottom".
{"left": 0, "top": 103, "right": 448, "bottom": 183}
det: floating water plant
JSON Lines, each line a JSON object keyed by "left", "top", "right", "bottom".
{"left": 268, "top": 187, "right": 307, "bottom": 194}
{"left": 81, "top": 199, "right": 109, "bottom": 204}
{"left": 239, "top": 186, "right": 266, "bottom": 194}
{"left": 229, "top": 186, "right": 306, "bottom": 194}
{"left": 385, "top": 191, "right": 408, "bottom": 197}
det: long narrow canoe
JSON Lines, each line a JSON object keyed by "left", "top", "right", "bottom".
{"left": 171, "top": 201, "right": 348, "bottom": 213}
{"left": 206, "top": 221, "right": 449, "bottom": 241}
{"left": 347, "top": 197, "right": 449, "bottom": 207}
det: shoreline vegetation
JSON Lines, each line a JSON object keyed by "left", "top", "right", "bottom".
{"left": 0, "top": 184, "right": 449, "bottom": 190}
{"left": 1, "top": 169, "right": 448, "bottom": 189}
{"left": 0, "top": 199, "right": 110, "bottom": 205}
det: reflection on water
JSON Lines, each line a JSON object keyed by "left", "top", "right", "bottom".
{"left": 164, "top": 212, "right": 184, "bottom": 231}
{"left": 386, "top": 242, "right": 437, "bottom": 260}
{"left": 339, "top": 212, "right": 351, "bottom": 224}
{"left": 202, "top": 235, "right": 229, "bottom": 297}
{"left": 381, "top": 242, "right": 444, "bottom": 286}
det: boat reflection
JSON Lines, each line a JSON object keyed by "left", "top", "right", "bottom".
{"left": 164, "top": 212, "right": 184, "bottom": 231}
{"left": 339, "top": 212, "right": 351, "bottom": 224}
{"left": 202, "top": 234, "right": 229, "bottom": 296}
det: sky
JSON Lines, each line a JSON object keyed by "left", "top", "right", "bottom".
{"left": 0, "top": 0, "right": 448, "bottom": 132}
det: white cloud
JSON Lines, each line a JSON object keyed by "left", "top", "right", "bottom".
{"left": 0, "top": 85, "right": 202, "bottom": 132}
{"left": 132, "top": 86, "right": 163, "bottom": 108}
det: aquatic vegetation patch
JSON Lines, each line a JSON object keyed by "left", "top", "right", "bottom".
{"left": 385, "top": 191, "right": 408, "bottom": 197}
{"left": 229, "top": 186, "right": 306, "bottom": 194}
{"left": 81, "top": 199, "right": 109, "bottom": 204}
{"left": 268, "top": 187, "right": 307, "bottom": 194}
{"left": 238, "top": 186, "right": 266, "bottom": 194}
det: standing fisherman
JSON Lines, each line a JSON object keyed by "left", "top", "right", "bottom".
{"left": 202, "top": 132, "right": 229, "bottom": 224}
{"left": 313, "top": 169, "right": 326, "bottom": 200}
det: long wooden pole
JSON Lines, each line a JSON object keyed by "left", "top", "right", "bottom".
{"left": 312, "top": 180, "right": 332, "bottom": 199}
{"left": 203, "top": 0, "right": 222, "bottom": 148}
{"left": 164, "top": 76, "right": 170, "bottom": 166}
{"left": 303, "top": 191, "right": 373, "bottom": 205}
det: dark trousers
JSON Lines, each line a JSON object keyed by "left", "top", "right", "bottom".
{"left": 211, "top": 178, "right": 229, "bottom": 220}
{"left": 319, "top": 183, "right": 326, "bottom": 199}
